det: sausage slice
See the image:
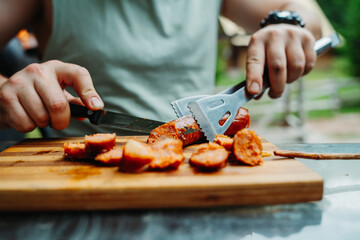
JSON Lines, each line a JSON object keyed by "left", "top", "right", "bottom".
{"left": 233, "top": 129, "right": 263, "bottom": 166}
{"left": 120, "top": 139, "right": 154, "bottom": 172}
{"left": 64, "top": 142, "right": 89, "bottom": 160}
{"left": 189, "top": 143, "right": 229, "bottom": 171}
{"left": 95, "top": 147, "right": 123, "bottom": 166}
{"left": 84, "top": 133, "right": 116, "bottom": 153}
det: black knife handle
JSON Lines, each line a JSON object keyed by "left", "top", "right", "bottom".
{"left": 69, "top": 103, "right": 103, "bottom": 124}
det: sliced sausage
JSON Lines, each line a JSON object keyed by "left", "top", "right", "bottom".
{"left": 189, "top": 142, "right": 229, "bottom": 171}
{"left": 84, "top": 133, "right": 116, "bottom": 153}
{"left": 233, "top": 129, "right": 263, "bottom": 166}
{"left": 95, "top": 147, "right": 123, "bottom": 166}
{"left": 120, "top": 139, "right": 154, "bottom": 172}
{"left": 64, "top": 142, "right": 89, "bottom": 160}
{"left": 149, "top": 138, "right": 185, "bottom": 170}
{"left": 214, "top": 134, "right": 234, "bottom": 151}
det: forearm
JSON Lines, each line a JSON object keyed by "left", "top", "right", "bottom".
{"left": 221, "top": 0, "right": 322, "bottom": 39}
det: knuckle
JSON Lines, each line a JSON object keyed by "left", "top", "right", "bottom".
{"left": 302, "top": 31, "right": 315, "bottom": 44}
{"left": 24, "top": 63, "right": 46, "bottom": 77}
{"left": 8, "top": 75, "right": 25, "bottom": 87}
{"left": 0, "top": 88, "right": 15, "bottom": 104}
{"left": 36, "top": 114, "right": 50, "bottom": 127}
{"left": 304, "top": 61, "right": 316, "bottom": 74}
{"left": 46, "top": 59, "right": 63, "bottom": 66}
{"left": 48, "top": 98, "right": 67, "bottom": 113}
{"left": 249, "top": 34, "right": 261, "bottom": 44}
{"left": 247, "top": 55, "right": 262, "bottom": 64}
{"left": 268, "top": 28, "right": 284, "bottom": 40}
{"left": 81, "top": 88, "right": 96, "bottom": 97}
{"left": 290, "top": 61, "right": 305, "bottom": 73}
{"left": 287, "top": 28, "right": 297, "bottom": 39}
{"left": 74, "top": 66, "right": 90, "bottom": 78}
{"left": 270, "top": 59, "right": 285, "bottom": 73}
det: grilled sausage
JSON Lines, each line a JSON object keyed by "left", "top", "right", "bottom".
{"left": 147, "top": 108, "right": 250, "bottom": 146}
{"left": 84, "top": 133, "right": 116, "bottom": 153}
{"left": 219, "top": 108, "right": 250, "bottom": 136}
{"left": 189, "top": 143, "right": 229, "bottom": 171}
{"left": 120, "top": 139, "right": 154, "bottom": 172}
{"left": 94, "top": 147, "right": 123, "bottom": 166}
{"left": 149, "top": 138, "right": 185, "bottom": 170}
{"left": 233, "top": 129, "right": 263, "bottom": 166}
{"left": 64, "top": 142, "right": 89, "bottom": 160}
{"left": 147, "top": 115, "right": 203, "bottom": 146}
{"left": 214, "top": 134, "right": 234, "bottom": 151}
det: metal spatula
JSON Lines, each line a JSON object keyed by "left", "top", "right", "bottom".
{"left": 187, "top": 32, "right": 341, "bottom": 141}
{"left": 171, "top": 82, "right": 251, "bottom": 118}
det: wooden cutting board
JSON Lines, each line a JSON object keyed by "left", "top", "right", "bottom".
{"left": 0, "top": 136, "right": 323, "bottom": 211}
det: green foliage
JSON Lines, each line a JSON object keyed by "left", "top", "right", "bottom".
{"left": 316, "top": 0, "right": 350, "bottom": 34}
{"left": 317, "top": 0, "right": 360, "bottom": 77}
{"left": 344, "top": 0, "right": 360, "bottom": 76}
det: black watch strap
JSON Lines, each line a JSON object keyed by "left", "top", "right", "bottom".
{"left": 260, "top": 10, "right": 305, "bottom": 28}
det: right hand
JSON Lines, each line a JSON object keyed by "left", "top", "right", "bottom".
{"left": 0, "top": 60, "right": 104, "bottom": 132}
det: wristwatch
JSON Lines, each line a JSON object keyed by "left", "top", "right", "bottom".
{"left": 260, "top": 10, "right": 305, "bottom": 28}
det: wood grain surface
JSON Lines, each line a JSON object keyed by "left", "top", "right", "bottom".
{"left": 0, "top": 136, "right": 323, "bottom": 211}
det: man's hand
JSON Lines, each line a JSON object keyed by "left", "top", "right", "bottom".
{"left": 0, "top": 60, "right": 104, "bottom": 132}
{"left": 246, "top": 24, "right": 316, "bottom": 98}
{"left": 221, "top": 0, "right": 322, "bottom": 99}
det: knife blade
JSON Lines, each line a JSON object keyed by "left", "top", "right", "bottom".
{"left": 188, "top": 32, "right": 342, "bottom": 141}
{"left": 70, "top": 103, "right": 165, "bottom": 134}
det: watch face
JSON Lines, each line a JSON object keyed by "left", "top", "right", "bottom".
{"left": 276, "top": 11, "right": 292, "bottom": 18}
{"left": 261, "top": 10, "right": 305, "bottom": 28}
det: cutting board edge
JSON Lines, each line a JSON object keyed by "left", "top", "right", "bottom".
{"left": 0, "top": 181, "right": 323, "bottom": 211}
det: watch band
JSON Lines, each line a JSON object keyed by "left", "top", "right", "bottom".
{"left": 260, "top": 10, "right": 305, "bottom": 28}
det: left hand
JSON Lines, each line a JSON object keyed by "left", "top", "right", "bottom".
{"left": 245, "top": 24, "right": 316, "bottom": 98}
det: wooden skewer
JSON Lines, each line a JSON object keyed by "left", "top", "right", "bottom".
{"left": 273, "top": 150, "right": 360, "bottom": 160}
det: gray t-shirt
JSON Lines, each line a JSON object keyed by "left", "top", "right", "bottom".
{"left": 44, "top": 0, "right": 222, "bottom": 136}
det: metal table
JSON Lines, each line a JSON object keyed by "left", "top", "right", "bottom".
{"left": 1, "top": 142, "right": 359, "bottom": 240}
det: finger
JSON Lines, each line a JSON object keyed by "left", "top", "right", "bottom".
{"left": 17, "top": 85, "right": 50, "bottom": 128}
{"left": 246, "top": 35, "right": 266, "bottom": 95}
{"left": 266, "top": 40, "right": 287, "bottom": 98}
{"left": 286, "top": 40, "right": 305, "bottom": 83}
{"left": 64, "top": 91, "right": 86, "bottom": 121}
{"left": 33, "top": 73, "right": 70, "bottom": 131}
{"left": 0, "top": 92, "right": 36, "bottom": 132}
{"left": 46, "top": 60, "right": 104, "bottom": 110}
{"left": 64, "top": 90, "right": 83, "bottom": 106}
{"left": 302, "top": 35, "right": 317, "bottom": 75}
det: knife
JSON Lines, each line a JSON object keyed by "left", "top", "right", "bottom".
{"left": 185, "top": 32, "right": 342, "bottom": 141}
{"left": 69, "top": 103, "right": 165, "bottom": 134}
